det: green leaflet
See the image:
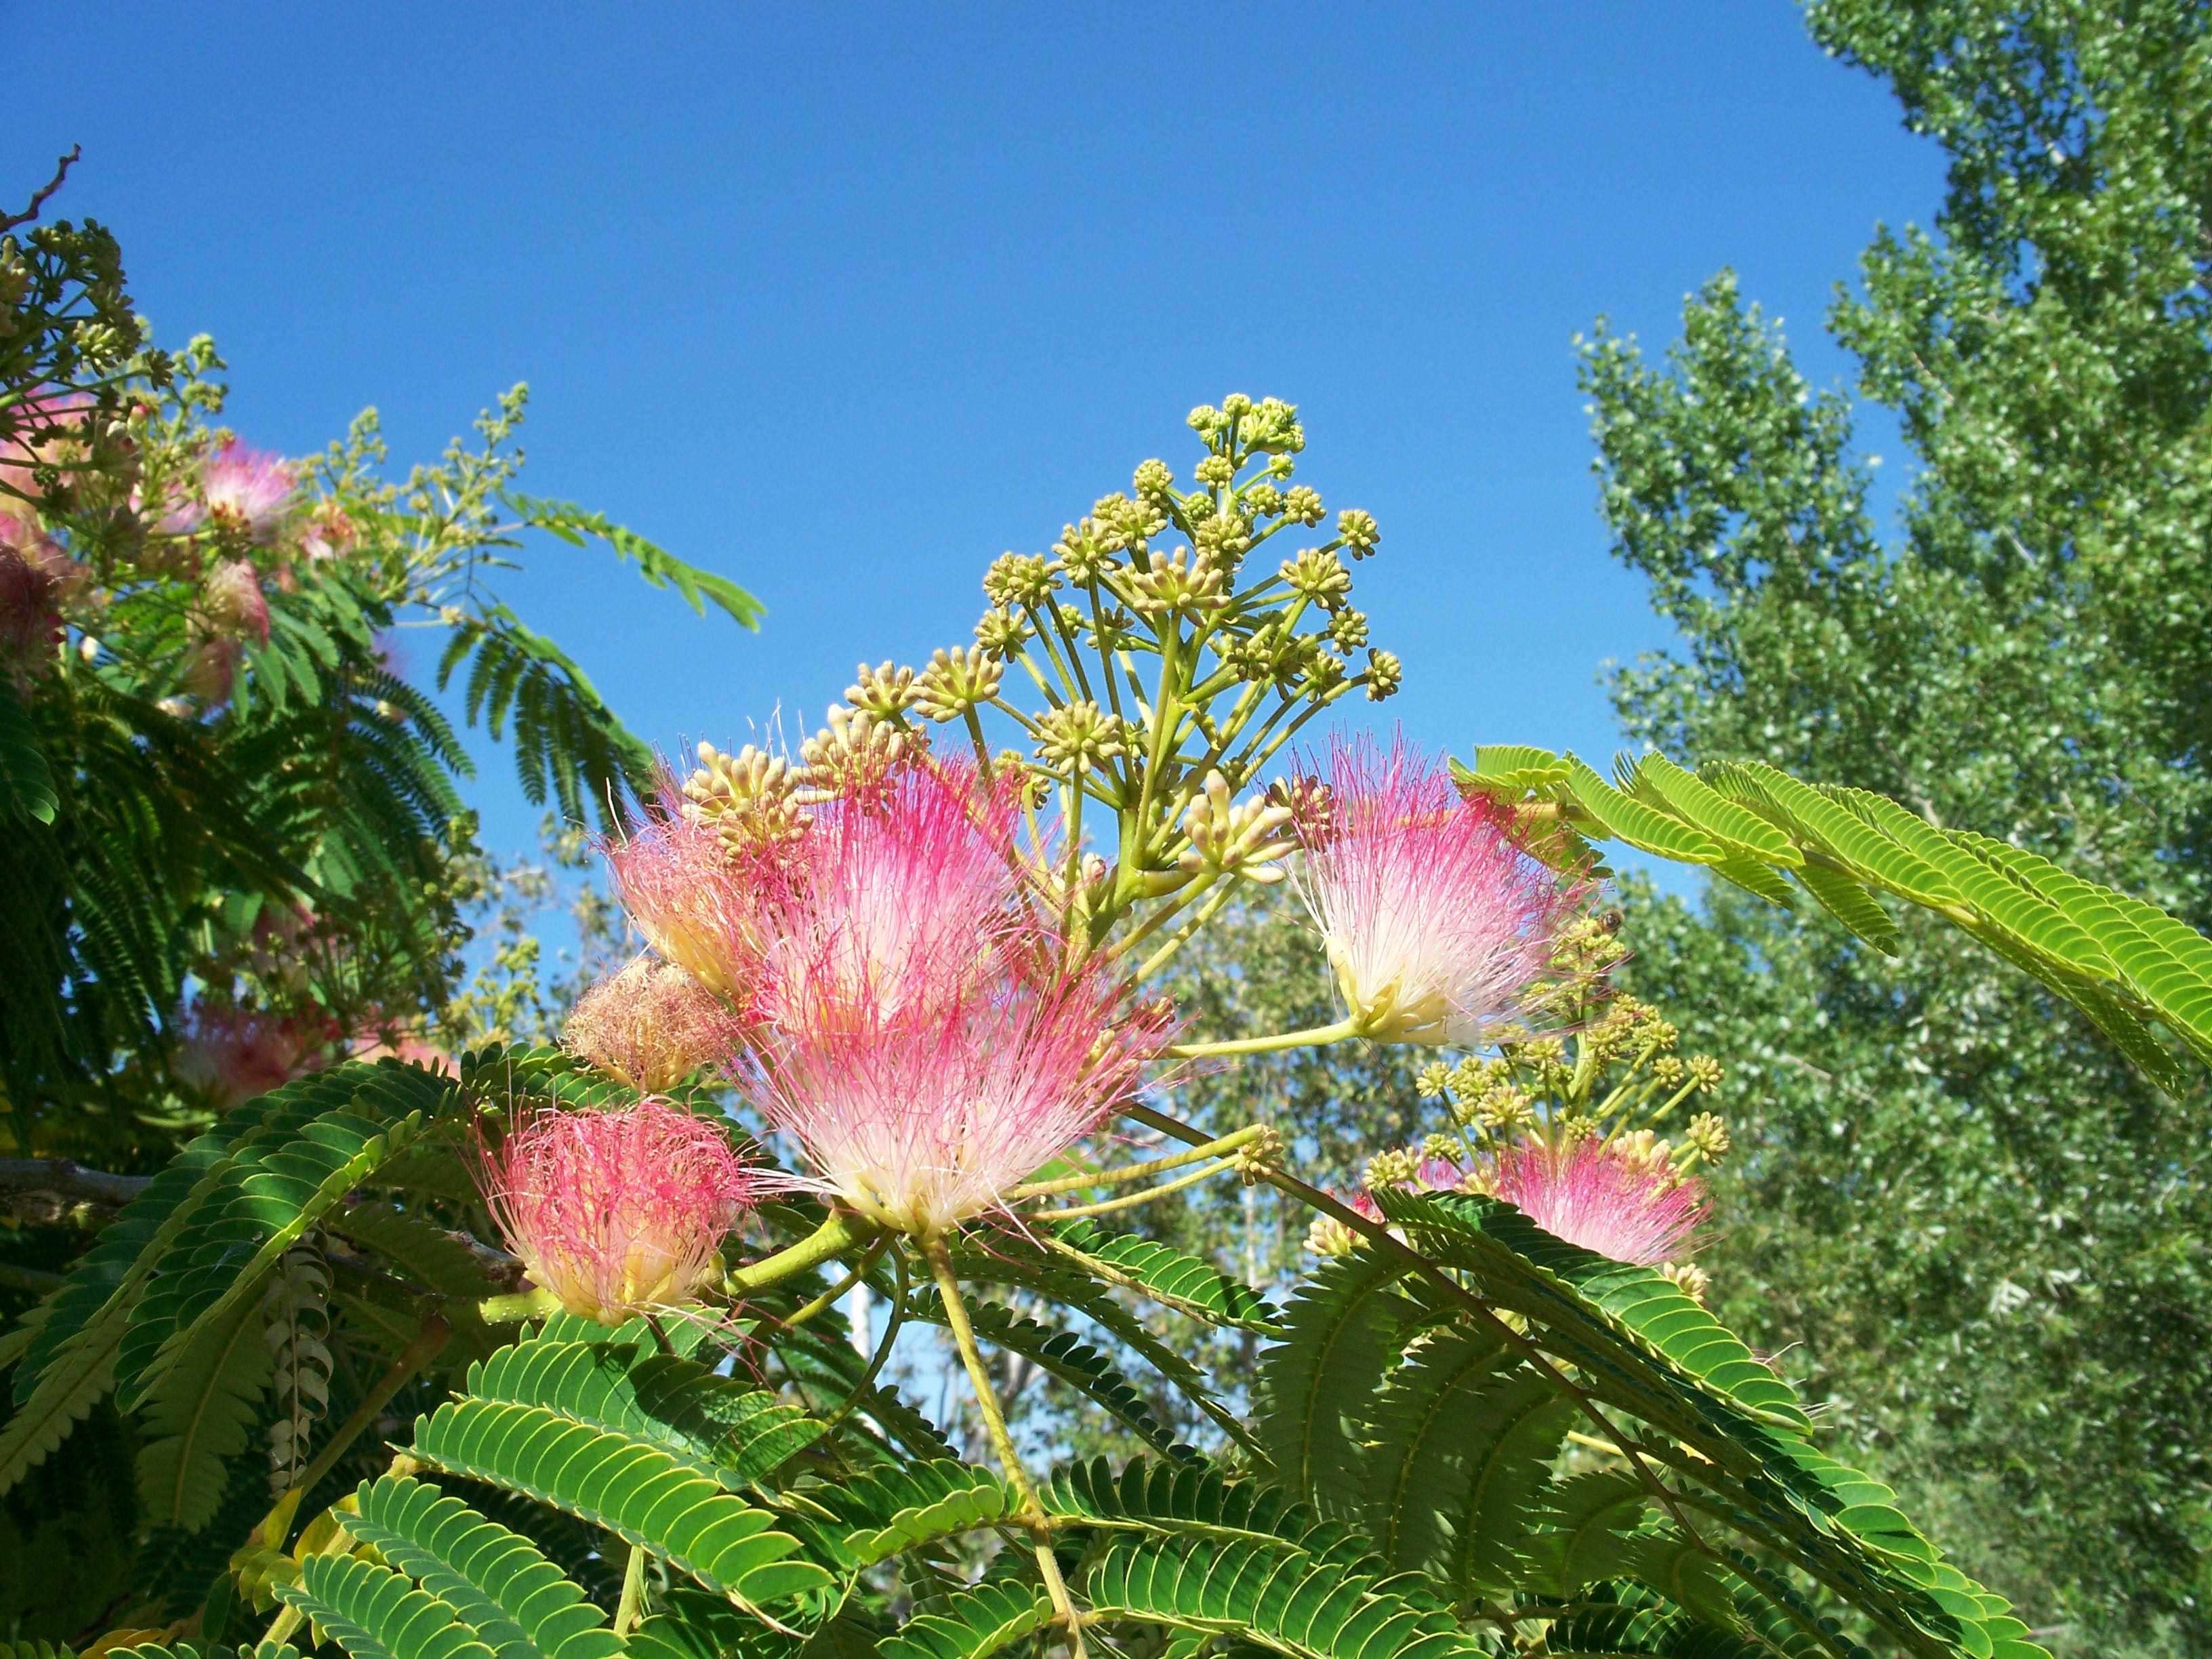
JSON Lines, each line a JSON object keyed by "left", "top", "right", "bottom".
{"left": 1710, "top": 853, "right": 1798, "bottom": 909}
{"left": 908, "top": 1285, "right": 1192, "bottom": 1458}
{"left": 1376, "top": 1189, "right": 2026, "bottom": 1658}
{"left": 1252, "top": 1250, "right": 1433, "bottom": 1516}
{"left": 1631, "top": 753, "right": 1800, "bottom": 865}
{"left": 1046, "top": 1218, "right": 1282, "bottom": 1332}
{"left": 329, "top": 1206, "right": 494, "bottom": 1299}
{"left": 1355, "top": 1327, "right": 1573, "bottom": 1595}
{"left": 1047, "top": 1455, "right": 1378, "bottom": 1575}
{"left": 1565, "top": 755, "right": 1726, "bottom": 864}
{"left": 1793, "top": 864, "right": 1901, "bottom": 956}
{"left": 457, "top": 1334, "right": 824, "bottom": 1492}
{"left": 278, "top": 1552, "right": 499, "bottom": 1659}
{"left": 116, "top": 1070, "right": 447, "bottom": 1410}
{"left": 499, "top": 492, "right": 764, "bottom": 632}
{"left": 10, "top": 1072, "right": 363, "bottom": 1407}
{"left": 1083, "top": 1532, "right": 1481, "bottom": 1659}
{"left": 825, "top": 1458, "right": 1015, "bottom": 1567}
{"left": 407, "top": 1395, "right": 830, "bottom": 1606}
{"left": 346, "top": 1475, "right": 623, "bottom": 1659}
{"left": 132, "top": 1284, "right": 271, "bottom": 1532}
{"left": 0, "top": 678, "right": 56, "bottom": 824}
{"left": 1452, "top": 745, "right": 1570, "bottom": 795}
{"left": 1516, "top": 1469, "right": 1650, "bottom": 1598}
{"left": 878, "top": 1582, "right": 1054, "bottom": 1659}
{"left": 945, "top": 1230, "right": 1259, "bottom": 1452}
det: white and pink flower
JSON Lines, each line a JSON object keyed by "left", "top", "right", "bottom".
{"left": 1293, "top": 737, "right": 1577, "bottom": 1044}
{"left": 474, "top": 1100, "right": 767, "bottom": 1325}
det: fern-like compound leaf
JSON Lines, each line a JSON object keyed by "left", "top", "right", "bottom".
{"left": 346, "top": 1474, "right": 621, "bottom": 1659}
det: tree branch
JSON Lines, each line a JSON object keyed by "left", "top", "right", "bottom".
{"left": 2, "top": 146, "right": 81, "bottom": 234}
{"left": 0, "top": 1158, "right": 152, "bottom": 1210}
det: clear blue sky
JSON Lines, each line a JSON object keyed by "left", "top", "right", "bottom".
{"left": 4, "top": 3, "right": 1943, "bottom": 874}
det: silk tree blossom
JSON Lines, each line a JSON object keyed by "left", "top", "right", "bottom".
{"left": 604, "top": 788, "right": 778, "bottom": 1003}
{"left": 1489, "top": 1136, "right": 1707, "bottom": 1268}
{"left": 565, "top": 954, "right": 746, "bottom": 1093}
{"left": 735, "top": 960, "right": 1168, "bottom": 1241}
{"left": 750, "top": 760, "right": 1025, "bottom": 1030}
{"left": 200, "top": 442, "right": 297, "bottom": 539}
{"left": 1293, "top": 737, "right": 1577, "bottom": 1044}
{"left": 474, "top": 1101, "right": 768, "bottom": 1325}
{"left": 174, "top": 1005, "right": 330, "bottom": 1110}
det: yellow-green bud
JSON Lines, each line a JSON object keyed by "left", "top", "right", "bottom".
{"left": 1034, "top": 699, "right": 1131, "bottom": 771}
{"left": 913, "top": 647, "right": 1004, "bottom": 722}
{"left": 983, "top": 551, "right": 1059, "bottom": 609}
{"left": 844, "top": 660, "right": 918, "bottom": 718}
{"left": 1364, "top": 649, "right": 1403, "bottom": 701}
{"left": 1337, "top": 508, "right": 1380, "bottom": 559}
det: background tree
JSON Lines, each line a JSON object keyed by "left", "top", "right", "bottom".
{"left": 1574, "top": 4, "right": 2212, "bottom": 1650}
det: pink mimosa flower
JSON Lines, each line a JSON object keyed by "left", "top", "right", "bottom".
{"left": 202, "top": 558, "right": 271, "bottom": 645}
{"left": 200, "top": 443, "right": 297, "bottom": 539}
{"left": 174, "top": 1006, "right": 329, "bottom": 1110}
{"left": 735, "top": 962, "right": 1167, "bottom": 1241}
{"left": 604, "top": 788, "right": 779, "bottom": 1004}
{"left": 1293, "top": 736, "right": 1576, "bottom": 1044}
{"left": 752, "top": 760, "right": 1024, "bottom": 1028}
{"left": 565, "top": 955, "right": 746, "bottom": 1093}
{"left": 474, "top": 1101, "right": 767, "bottom": 1326}
{"left": 1490, "top": 1136, "right": 1707, "bottom": 1267}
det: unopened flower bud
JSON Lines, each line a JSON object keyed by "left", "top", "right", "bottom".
{"left": 801, "top": 705, "right": 924, "bottom": 800}
{"left": 1337, "top": 508, "right": 1380, "bottom": 560}
{"left": 687, "top": 741, "right": 808, "bottom": 851}
{"left": 1327, "top": 609, "right": 1369, "bottom": 652}
{"left": 1193, "top": 454, "right": 1235, "bottom": 488}
{"left": 1284, "top": 484, "right": 1324, "bottom": 527}
{"left": 1416, "top": 1061, "right": 1452, "bottom": 1098}
{"left": 1364, "top": 648, "right": 1403, "bottom": 702}
{"left": 1052, "top": 520, "right": 1120, "bottom": 583}
{"left": 1220, "top": 392, "right": 1254, "bottom": 417}
{"left": 1244, "top": 482, "right": 1285, "bottom": 518}
{"left": 1685, "top": 1111, "right": 1731, "bottom": 1162}
{"left": 845, "top": 660, "right": 920, "bottom": 718}
{"left": 1687, "top": 1055, "right": 1723, "bottom": 1092}
{"left": 1035, "top": 699, "right": 1131, "bottom": 771}
{"left": 975, "top": 606, "right": 1031, "bottom": 661}
{"left": 913, "top": 645, "right": 1004, "bottom": 721}
{"left": 1132, "top": 459, "right": 1174, "bottom": 504}
{"left": 1176, "top": 769, "right": 1294, "bottom": 883}
{"left": 1280, "top": 547, "right": 1350, "bottom": 609}
{"left": 1124, "top": 548, "right": 1227, "bottom": 619}
{"left": 983, "top": 551, "right": 1059, "bottom": 609}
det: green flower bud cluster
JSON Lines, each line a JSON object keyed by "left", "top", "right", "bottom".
{"left": 913, "top": 646, "right": 1003, "bottom": 722}
{"left": 684, "top": 741, "right": 808, "bottom": 851}
{"left": 846, "top": 394, "right": 1404, "bottom": 951}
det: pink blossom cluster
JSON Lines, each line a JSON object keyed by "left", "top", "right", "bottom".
{"left": 475, "top": 1101, "right": 767, "bottom": 1325}
{"left": 1489, "top": 1136, "right": 1707, "bottom": 1268}
{"left": 1293, "top": 737, "right": 1578, "bottom": 1045}
{"left": 173, "top": 1004, "right": 335, "bottom": 1111}
{"left": 1309, "top": 1135, "right": 1705, "bottom": 1271}
{"left": 607, "top": 758, "right": 1168, "bottom": 1239}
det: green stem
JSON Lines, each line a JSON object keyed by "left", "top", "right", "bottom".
{"left": 1017, "top": 1158, "right": 1232, "bottom": 1221}
{"left": 254, "top": 1312, "right": 451, "bottom": 1551}
{"left": 924, "top": 1239, "right": 1088, "bottom": 1658}
{"left": 726, "top": 1210, "right": 880, "bottom": 1296}
{"left": 1008, "top": 1124, "right": 1270, "bottom": 1198}
{"left": 784, "top": 1238, "right": 888, "bottom": 1330}
{"left": 821, "top": 1241, "right": 907, "bottom": 1434}
{"left": 1169, "top": 1016, "right": 1359, "bottom": 1059}
{"left": 1135, "top": 878, "right": 1243, "bottom": 981}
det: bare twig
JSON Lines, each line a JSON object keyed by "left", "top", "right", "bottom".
{"left": 2, "top": 146, "right": 81, "bottom": 234}
{"left": 0, "top": 1158, "right": 152, "bottom": 1209}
